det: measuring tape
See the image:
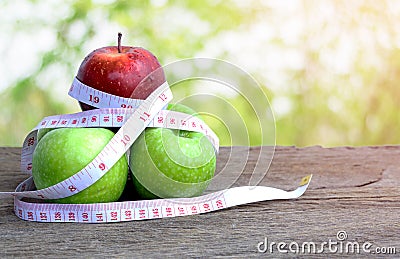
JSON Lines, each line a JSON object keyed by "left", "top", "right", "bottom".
{"left": 13, "top": 175, "right": 312, "bottom": 223}
{"left": 19, "top": 108, "right": 220, "bottom": 175}
{"left": 69, "top": 77, "right": 144, "bottom": 109}
{"left": 0, "top": 77, "right": 312, "bottom": 223}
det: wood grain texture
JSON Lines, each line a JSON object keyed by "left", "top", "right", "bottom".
{"left": 0, "top": 146, "right": 399, "bottom": 258}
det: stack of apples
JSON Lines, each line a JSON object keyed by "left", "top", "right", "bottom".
{"left": 32, "top": 34, "right": 217, "bottom": 203}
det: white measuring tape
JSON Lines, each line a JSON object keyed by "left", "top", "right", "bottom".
{"left": 0, "top": 77, "right": 312, "bottom": 223}
{"left": 13, "top": 175, "right": 312, "bottom": 223}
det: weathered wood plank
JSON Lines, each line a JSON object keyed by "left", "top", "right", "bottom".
{"left": 0, "top": 146, "right": 399, "bottom": 258}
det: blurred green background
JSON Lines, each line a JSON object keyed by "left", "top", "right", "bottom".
{"left": 1, "top": 0, "right": 400, "bottom": 147}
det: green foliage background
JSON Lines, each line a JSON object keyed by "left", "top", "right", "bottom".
{"left": 1, "top": 0, "right": 400, "bottom": 147}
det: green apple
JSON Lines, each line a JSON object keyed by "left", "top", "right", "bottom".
{"left": 129, "top": 103, "right": 217, "bottom": 199}
{"left": 32, "top": 127, "right": 128, "bottom": 203}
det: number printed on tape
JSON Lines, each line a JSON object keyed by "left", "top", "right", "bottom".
{"left": 12, "top": 176, "right": 312, "bottom": 223}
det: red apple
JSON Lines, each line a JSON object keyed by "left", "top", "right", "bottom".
{"left": 77, "top": 33, "right": 165, "bottom": 110}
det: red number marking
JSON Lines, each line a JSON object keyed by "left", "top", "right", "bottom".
{"left": 190, "top": 205, "right": 198, "bottom": 214}
{"left": 68, "top": 185, "right": 77, "bottom": 192}
{"left": 27, "top": 211, "right": 34, "bottom": 220}
{"left": 215, "top": 199, "right": 224, "bottom": 209}
{"left": 121, "top": 104, "right": 133, "bottom": 108}
{"left": 99, "top": 163, "right": 106, "bottom": 171}
{"left": 177, "top": 207, "right": 185, "bottom": 215}
{"left": 89, "top": 95, "right": 100, "bottom": 103}
{"left": 120, "top": 134, "right": 131, "bottom": 146}
{"left": 81, "top": 212, "right": 89, "bottom": 221}
{"left": 96, "top": 213, "right": 104, "bottom": 222}
{"left": 68, "top": 212, "right": 76, "bottom": 221}
{"left": 152, "top": 208, "right": 160, "bottom": 218}
{"left": 40, "top": 212, "right": 48, "bottom": 221}
{"left": 124, "top": 210, "right": 132, "bottom": 220}
{"left": 54, "top": 211, "right": 62, "bottom": 221}
{"left": 202, "top": 203, "right": 211, "bottom": 212}
{"left": 159, "top": 93, "right": 168, "bottom": 102}
{"left": 165, "top": 207, "right": 173, "bottom": 217}
{"left": 138, "top": 209, "right": 146, "bottom": 219}
{"left": 139, "top": 112, "right": 151, "bottom": 122}
{"left": 110, "top": 211, "right": 118, "bottom": 221}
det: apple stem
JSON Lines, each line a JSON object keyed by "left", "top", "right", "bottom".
{"left": 118, "top": 32, "right": 122, "bottom": 53}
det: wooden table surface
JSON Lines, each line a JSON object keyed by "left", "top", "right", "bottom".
{"left": 1, "top": 146, "right": 399, "bottom": 258}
